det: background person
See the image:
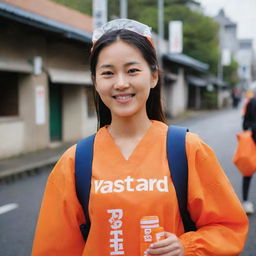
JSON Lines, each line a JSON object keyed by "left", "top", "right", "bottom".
{"left": 242, "top": 91, "right": 256, "bottom": 214}
{"left": 232, "top": 88, "right": 242, "bottom": 109}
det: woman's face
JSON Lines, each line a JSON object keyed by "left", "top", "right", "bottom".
{"left": 95, "top": 40, "right": 158, "bottom": 120}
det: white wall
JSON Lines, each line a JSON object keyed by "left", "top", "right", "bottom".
{"left": 62, "top": 86, "right": 97, "bottom": 142}
{"left": 0, "top": 119, "right": 24, "bottom": 159}
{"left": 168, "top": 68, "right": 188, "bottom": 117}
{"left": 218, "top": 89, "right": 231, "bottom": 108}
{"left": 19, "top": 73, "right": 49, "bottom": 152}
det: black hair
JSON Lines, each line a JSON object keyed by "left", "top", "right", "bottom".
{"left": 90, "top": 29, "right": 166, "bottom": 128}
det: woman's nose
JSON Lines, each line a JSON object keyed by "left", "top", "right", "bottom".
{"left": 114, "top": 74, "right": 129, "bottom": 90}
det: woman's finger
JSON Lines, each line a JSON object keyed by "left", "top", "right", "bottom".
{"left": 146, "top": 242, "right": 181, "bottom": 255}
{"left": 149, "top": 232, "right": 178, "bottom": 249}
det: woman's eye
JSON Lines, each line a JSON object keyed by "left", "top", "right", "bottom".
{"left": 128, "top": 68, "right": 139, "bottom": 74}
{"left": 101, "top": 71, "right": 113, "bottom": 76}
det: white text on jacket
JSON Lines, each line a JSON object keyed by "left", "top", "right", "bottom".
{"left": 108, "top": 209, "right": 124, "bottom": 255}
{"left": 94, "top": 176, "right": 169, "bottom": 194}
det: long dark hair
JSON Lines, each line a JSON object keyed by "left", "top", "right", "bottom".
{"left": 90, "top": 29, "right": 166, "bottom": 128}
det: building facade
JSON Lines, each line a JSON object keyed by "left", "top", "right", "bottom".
{"left": 0, "top": 0, "right": 224, "bottom": 159}
{"left": 0, "top": 0, "right": 96, "bottom": 159}
{"left": 236, "top": 39, "right": 255, "bottom": 89}
{"left": 214, "top": 9, "right": 255, "bottom": 90}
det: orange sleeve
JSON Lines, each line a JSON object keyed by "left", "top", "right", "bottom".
{"left": 179, "top": 133, "right": 248, "bottom": 256}
{"left": 31, "top": 145, "right": 86, "bottom": 256}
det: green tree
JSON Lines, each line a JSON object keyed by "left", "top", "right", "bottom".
{"left": 223, "top": 59, "right": 239, "bottom": 89}
{"left": 51, "top": 0, "right": 220, "bottom": 74}
{"left": 161, "top": 4, "right": 218, "bottom": 74}
{"left": 121, "top": 1, "right": 219, "bottom": 75}
{"left": 51, "top": 0, "right": 91, "bottom": 14}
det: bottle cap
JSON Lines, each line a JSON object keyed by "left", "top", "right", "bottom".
{"left": 140, "top": 216, "right": 159, "bottom": 229}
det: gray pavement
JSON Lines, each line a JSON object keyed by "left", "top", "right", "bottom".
{"left": 0, "top": 142, "right": 73, "bottom": 181}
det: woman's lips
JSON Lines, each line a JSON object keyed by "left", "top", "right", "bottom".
{"left": 113, "top": 94, "right": 135, "bottom": 103}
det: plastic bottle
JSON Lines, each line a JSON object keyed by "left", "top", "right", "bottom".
{"left": 140, "top": 216, "right": 165, "bottom": 255}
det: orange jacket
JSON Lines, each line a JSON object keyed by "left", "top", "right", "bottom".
{"left": 32, "top": 121, "right": 248, "bottom": 256}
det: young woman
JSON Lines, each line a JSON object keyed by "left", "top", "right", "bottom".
{"left": 32, "top": 19, "right": 248, "bottom": 256}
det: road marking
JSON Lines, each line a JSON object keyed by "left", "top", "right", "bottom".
{"left": 0, "top": 203, "right": 18, "bottom": 215}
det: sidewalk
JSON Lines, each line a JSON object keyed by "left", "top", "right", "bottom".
{"left": 0, "top": 109, "right": 222, "bottom": 181}
{"left": 167, "top": 109, "right": 213, "bottom": 125}
{"left": 0, "top": 142, "right": 73, "bottom": 181}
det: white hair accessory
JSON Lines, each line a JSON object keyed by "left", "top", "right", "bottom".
{"left": 92, "top": 19, "right": 152, "bottom": 43}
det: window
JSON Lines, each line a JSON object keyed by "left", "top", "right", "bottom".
{"left": 0, "top": 72, "right": 18, "bottom": 116}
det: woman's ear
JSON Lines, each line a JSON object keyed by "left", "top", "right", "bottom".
{"left": 150, "top": 70, "right": 159, "bottom": 89}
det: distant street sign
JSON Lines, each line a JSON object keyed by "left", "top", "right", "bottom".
{"left": 35, "top": 86, "right": 46, "bottom": 125}
{"left": 93, "top": 0, "right": 107, "bottom": 29}
{"left": 169, "top": 21, "right": 183, "bottom": 53}
{"left": 222, "top": 48, "right": 231, "bottom": 66}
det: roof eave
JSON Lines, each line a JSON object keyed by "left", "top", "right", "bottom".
{"left": 163, "top": 53, "right": 209, "bottom": 73}
{"left": 0, "top": 3, "right": 92, "bottom": 44}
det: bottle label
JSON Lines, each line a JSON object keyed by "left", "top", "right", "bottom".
{"left": 140, "top": 216, "right": 165, "bottom": 255}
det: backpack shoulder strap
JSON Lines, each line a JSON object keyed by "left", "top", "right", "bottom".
{"left": 167, "top": 125, "right": 197, "bottom": 232}
{"left": 75, "top": 134, "right": 96, "bottom": 241}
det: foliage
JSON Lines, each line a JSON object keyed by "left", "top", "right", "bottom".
{"left": 223, "top": 59, "right": 239, "bottom": 89}
{"left": 202, "top": 89, "right": 217, "bottom": 109}
{"left": 51, "top": 0, "right": 220, "bottom": 74}
{"left": 163, "top": 4, "right": 219, "bottom": 74}
{"left": 51, "top": 0, "right": 91, "bottom": 14}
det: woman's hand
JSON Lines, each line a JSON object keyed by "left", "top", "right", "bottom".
{"left": 145, "top": 232, "right": 184, "bottom": 256}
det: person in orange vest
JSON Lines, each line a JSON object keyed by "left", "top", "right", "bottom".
{"left": 32, "top": 19, "right": 248, "bottom": 256}
{"left": 242, "top": 90, "right": 256, "bottom": 214}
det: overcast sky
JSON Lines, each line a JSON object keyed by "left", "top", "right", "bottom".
{"left": 197, "top": 0, "right": 256, "bottom": 50}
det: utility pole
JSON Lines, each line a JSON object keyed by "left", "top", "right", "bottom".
{"left": 158, "top": 0, "right": 164, "bottom": 68}
{"left": 120, "top": 0, "right": 127, "bottom": 19}
{"left": 93, "top": 0, "right": 108, "bottom": 29}
{"left": 217, "top": 50, "right": 223, "bottom": 81}
{"left": 158, "top": 0, "right": 164, "bottom": 41}
{"left": 217, "top": 32, "right": 223, "bottom": 82}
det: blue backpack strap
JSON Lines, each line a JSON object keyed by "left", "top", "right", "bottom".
{"left": 75, "top": 134, "right": 96, "bottom": 241}
{"left": 167, "top": 125, "right": 197, "bottom": 232}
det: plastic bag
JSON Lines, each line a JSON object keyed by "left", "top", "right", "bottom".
{"left": 233, "top": 130, "right": 256, "bottom": 176}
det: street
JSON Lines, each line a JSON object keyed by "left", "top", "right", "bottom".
{"left": 173, "top": 107, "right": 256, "bottom": 256}
{"left": 0, "top": 107, "right": 255, "bottom": 256}
{"left": 0, "top": 167, "right": 50, "bottom": 256}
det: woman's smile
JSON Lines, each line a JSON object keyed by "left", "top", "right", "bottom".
{"left": 112, "top": 93, "right": 136, "bottom": 104}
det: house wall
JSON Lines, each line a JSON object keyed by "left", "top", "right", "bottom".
{"left": 166, "top": 68, "right": 188, "bottom": 117}
{"left": 0, "top": 21, "right": 96, "bottom": 159}
{"left": 0, "top": 118, "right": 24, "bottom": 158}
{"left": 62, "top": 85, "right": 96, "bottom": 142}
{"left": 19, "top": 73, "right": 49, "bottom": 151}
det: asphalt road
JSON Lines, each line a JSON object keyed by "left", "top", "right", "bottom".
{"left": 172, "top": 107, "right": 256, "bottom": 256}
{"left": 0, "top": 107, "right": 255, "bottom": 256}
{"left": 0, "top": 168, "right": 50, "bottom": 256}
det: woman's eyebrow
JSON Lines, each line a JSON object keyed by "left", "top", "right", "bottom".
{"left": 99, "top": 64, "right": 113, "bottom": 69}
{"left": 99, "top": 61, "right": 141, "bottom": 69}
{"left": 124, "top": 61, "right": 140, "bottom": 67}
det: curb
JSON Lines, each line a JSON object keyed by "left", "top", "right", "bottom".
{"left": 0, "top": 156, "right": 60, "bottom": 181}
{"left": 0, "top": 141, "right": 74, "bottom": 182}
